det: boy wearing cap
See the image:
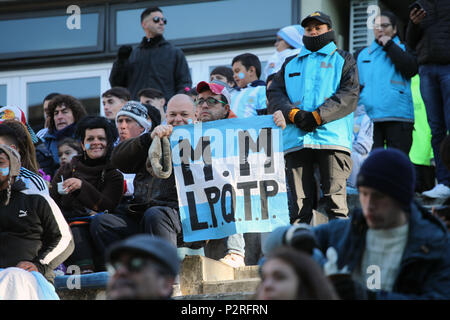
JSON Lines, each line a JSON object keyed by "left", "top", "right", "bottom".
{"left": 268, "top": 11, "right": 359, "bottom": 224}
{"left": 0, "top": 144, "right": 73, "bottom": 298}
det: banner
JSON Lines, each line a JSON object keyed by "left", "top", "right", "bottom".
{"left": 170, "top": 115, "right": 290, "bottom": 242}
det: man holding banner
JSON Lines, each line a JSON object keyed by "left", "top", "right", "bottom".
{"left": 167, "top": 81, "right": 290, "bottom": 267}
{"left": 267, "top": 11, "right": 360, "bottom": 224}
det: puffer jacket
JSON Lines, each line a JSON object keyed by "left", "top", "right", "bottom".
{"left": 406, "top": 0, "right": 450, "bottom": 65}
{"left": 0, "top": 180, "right": 74, "bottom": 283}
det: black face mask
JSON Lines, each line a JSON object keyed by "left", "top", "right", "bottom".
{"left": 302, "top": 30, "right": 336, "bottom": 52}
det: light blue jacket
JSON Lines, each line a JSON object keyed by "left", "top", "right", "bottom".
{"left": 268, "top": 41, "right": 359, "bottom": 154}
{"left": 357, "top": 37, "right": 414, "bottom": 122}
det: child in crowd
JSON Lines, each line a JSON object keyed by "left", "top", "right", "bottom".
{"left": 347, "top": 105, "right": 374, "bottom": 193}
{"left": 57, "top": 138, "right": 83, "bottom": 166}
{"left": 230, "top": 53, "right": 267, "bottom": 118}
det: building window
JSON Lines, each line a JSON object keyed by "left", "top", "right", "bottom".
{"left": 113, "top": 0, "right": 293, "bottom": 48}
{"left": 0, "top": 85, "right": 6, "bottom": 106}
{"left": 0, "top": 7, "right": 104, "bottom": 60}
{"left": 27, "top": 77, "right": 101, "bottom": 131}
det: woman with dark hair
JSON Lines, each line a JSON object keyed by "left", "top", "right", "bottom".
{"left": 356, "top": 11, "right": 418, "bottom": 155}
{"left": 41, "top": 94, "right": 88, "bottom": 176}
{"left": 50, "top": 116, "right": 124, "bottom": 273}
{"left": 255, "top": 246, "right": 339, "bottom": 300}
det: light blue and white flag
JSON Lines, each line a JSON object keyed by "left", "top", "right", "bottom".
{"left": 170, "top": 115, "right": 290, "bottom": 242}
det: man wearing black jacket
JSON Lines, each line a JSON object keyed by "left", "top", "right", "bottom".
{"left": 109, "top": 7, "right": 192, "bottom": 101}
{"left": 407, "top": 1, "right": 450, "bottom": 200}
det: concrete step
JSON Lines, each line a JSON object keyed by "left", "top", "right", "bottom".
{"left": 179, "top": 255, "right": 260, "bottom": 296}
{"left": 202, "top": 279, "right": 260, "bottom": 295}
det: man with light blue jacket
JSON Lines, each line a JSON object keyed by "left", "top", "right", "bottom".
{"left": 357, "top": 11, "right": 418, "bottom": 155}
{"left": 268, "top": 11, "right": 359, "bottom": 224}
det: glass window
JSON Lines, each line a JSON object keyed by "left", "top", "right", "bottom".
{"left": 27, "top": 77, "right": 100, "bottom": 132}
{"left": 0, "top": 85, "right": 6, "bottom": 106}
{"left": 115, "top": 0, "right": 292, "bottom": 45}
{"left": 0, "top": 11, "right": 102, "bottom": 59}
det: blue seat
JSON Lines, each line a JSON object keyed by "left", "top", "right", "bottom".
{"left": 54, "top": 271, "right": 109, "bottom": 290}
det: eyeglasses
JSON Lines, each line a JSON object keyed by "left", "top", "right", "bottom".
{"left": 153, "top": 16, "right": 167, "bottom": 24}
{"left": 373, "top": 23, "right": 392, "bottom": 29}
{"left": 195, "top": 97, "right": 226, "bottom": 107}
{"left": 107, "top": 257, "right": 150, "bottom": 274}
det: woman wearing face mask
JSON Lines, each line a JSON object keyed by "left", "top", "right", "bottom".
{"left": 356, "top": 11, "right": 418, "bottom": 155}
{"left": 50, "top": 116, "right": 124, "bottom": 273}
{"left": 255, "top": 247, "right": 339, "bottom": 300}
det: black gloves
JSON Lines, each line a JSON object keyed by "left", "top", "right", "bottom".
{"left": 329, "top": 275, "right": 377, "bottom": 300}
{"left": 118, "top": 45, "right": 132, "bottom": 61}
{"left": 293, "top": 110, "right": 320, "bottom": 132}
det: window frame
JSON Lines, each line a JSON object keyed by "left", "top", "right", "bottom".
{"left": 109, "top": 0, "right": 300, "bottom": 52}
{"left": 0, "top": 5, "right": 105, "bottom": 61}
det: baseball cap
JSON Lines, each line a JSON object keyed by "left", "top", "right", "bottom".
{"left": 301, "top": 11, "right": 332, "bottom": 29}
{"left": 106, "top": 234, "right": 181, "bottom": 276}
{"left": 196, "top": 81, "right": 232, "bottom": 105}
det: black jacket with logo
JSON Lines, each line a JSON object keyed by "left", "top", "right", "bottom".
{"left": 0, "top": 180, "right": 74, "bottom": 283}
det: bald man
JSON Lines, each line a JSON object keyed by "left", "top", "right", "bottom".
{"left": 90, "top": 94, "right": 200, "bottom": 266}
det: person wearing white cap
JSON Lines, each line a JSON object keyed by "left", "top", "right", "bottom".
{"left": 262, "top": 25, "right": 304, "bottom": 81}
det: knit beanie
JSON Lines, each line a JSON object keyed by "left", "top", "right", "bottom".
{"left": 277, "top": 25, "right": 304, "bottom": 49}
{"left": 357, "top": 148, "right": 415, "bottom": 209}
{"left": 115, "top": 101, "right": 152, "bottom": 130}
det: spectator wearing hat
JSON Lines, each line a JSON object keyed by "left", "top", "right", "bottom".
{"left": 262, "top": 25, "right": 304, "bottom": 81}
{"left": 109, "top": 7, "right": 192, "bottom": 102}
{"left": 116, "top": 101, "right": 153, "bottom": 144}
{"left": 90, "top": 94, "right": 198, "bottom": 265}
{"left": 106, "top": 234, "right": 180, "bottom": 300}
{"left": 0, "top": 144, "right": 73, "bottom": 299}
{"left": 407, "top": 1, "right": 450, "bottom": 200}
{"left": 268, "top": 11, "right": 359, "bottom": 224}
{"left": 266, "top": 148, "right": 450, "bottom": 299}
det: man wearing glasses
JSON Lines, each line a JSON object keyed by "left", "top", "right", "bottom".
{"left": 109, "top": 6, "right": 192, "bottom": 102}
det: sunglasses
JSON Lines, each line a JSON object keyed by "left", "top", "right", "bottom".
{"left": 107, "top": 257, "right": 150, "bottom": 274}
{"left": 195, "top": 97, "right": 227, "bottom": 107}
{"left": 153, "top": 16, "right": 167, "bottom": 24}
